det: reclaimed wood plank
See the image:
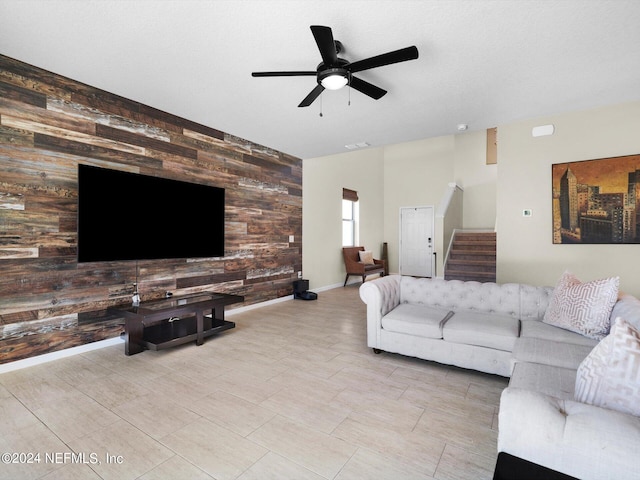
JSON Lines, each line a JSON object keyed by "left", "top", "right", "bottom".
{"left": 0, "top": 53, "right": 302, "bottom": 364}
{"left": 95, "top": 123, "right": 197, "bottom": 158}
{"left": 0, "top": 80, "right": 47, "bottom": 108}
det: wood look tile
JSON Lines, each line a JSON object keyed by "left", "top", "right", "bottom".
{"left": 189, "top": 390, "right": 277, "bottom": 436}
{"left": 75, "top": 373, "right": 152, "bottom": 409}
{"left": 40, "top": 463, "right": 103, "bottom": 480}
{"left": 415, "top": 410, "right": 499, "bottom": 459}
{"left": 260, "top": 386, "right": 351, "bottom": 434}
{"left": 434, "top": 443, "right": 495, "bottom": 480}
{"left": 401, "top": 383, "right": 495, "bottom": 427}
{"left": 336, "top": 447, "right": 434, "bottom": 480}
{"left": 111, "top": 394, "right": 201, "bottom": 440}
{"left": 161, "top": 419, "right": 268, "bottom": 480}
{"left": 331, "top": 416, "right": 445, "bottom": 477}
{"left": 0, "top": 287, "right": 506, "bottom": 480}
{"left": 248, "top": 415, "right": 357, "bottom": 479}
{"left": 67, "top": 420, "right": 174, "bottom": 480}
{"left": 32, "top": 392, "right": 120, "bottom": 442}
{"left": 137, "top": 455, "right": 215, "bottom": 480}
{"left": 236, "top": 451, "right": 326, "bottom": 480}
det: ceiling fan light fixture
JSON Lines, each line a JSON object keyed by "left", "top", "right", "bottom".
{"left": 319, "top": 68, "right": 348, "bottom": 90}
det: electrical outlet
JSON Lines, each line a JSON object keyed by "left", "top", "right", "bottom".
{"left": 289, "top": 235, "right": 295, "bottom": 242}
{"left": 297, "top": 271, "right": 302, "bottom": 278}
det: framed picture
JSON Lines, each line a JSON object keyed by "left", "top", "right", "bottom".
{"left": 552, "top": 154, "right": 640, "bottom": 244}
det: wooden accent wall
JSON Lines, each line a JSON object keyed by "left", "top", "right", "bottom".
{"left": 0, "top": 55, "right": 302, "bottom": 364}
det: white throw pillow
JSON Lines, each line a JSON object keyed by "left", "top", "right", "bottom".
{"left": 543, "top": 271, "right": 619, "bottom": 340}
{"left": 575, "top": 317, "right": 640, "bottom": 416}
{"left": 358, "top": 250, "right": 374, "bottom": 264}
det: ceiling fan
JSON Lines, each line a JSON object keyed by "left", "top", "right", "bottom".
{"left": 251, "top": 25, "right": 419, "bottom": 107}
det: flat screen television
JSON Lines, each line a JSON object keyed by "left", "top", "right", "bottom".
{"left": 77, "top": 164, "right": 225, "bottom": 262}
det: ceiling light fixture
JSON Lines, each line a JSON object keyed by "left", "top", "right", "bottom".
{"left": 457, "top": 123, "right": 468, "bottom": 132}
{"left": 319, "top": 68, "right": 348, "bottom": 90}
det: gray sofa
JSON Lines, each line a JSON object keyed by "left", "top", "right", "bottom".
{"left": 498, "top": 291, "right": 640, "bottom": 480}
{"left": 359, "top": 275, "right": 640, "bottom": 480}
{"left": 359, "top": 275, "right": 553, "bottom": 376}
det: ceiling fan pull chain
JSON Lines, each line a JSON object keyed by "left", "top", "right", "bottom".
{"left": 319, "top": 93, "right": 323, "bottom": 117}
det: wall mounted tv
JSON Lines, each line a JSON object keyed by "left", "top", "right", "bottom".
{"left": 77, "top": 164, "right": 225, "bottom": 263}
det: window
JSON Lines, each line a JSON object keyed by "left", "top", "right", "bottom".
{"left": 342, "top": 188, "right": 359, "bottom": 247}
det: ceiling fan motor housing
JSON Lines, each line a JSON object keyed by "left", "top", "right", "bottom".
{"left": 317, "top": 57, "right": 349, "bottom": 88}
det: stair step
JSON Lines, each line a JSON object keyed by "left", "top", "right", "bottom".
{"left": 445, "top": 271, "right": 496, "bottom": 279}
{"left": 454, "top": 232, "right": 496, "bottom": 240}
{"left": 449, "top": 253, "right": 496, "bottom": 261}
{"left": 445, "top": 230, "right": 497, "bottom": 283}
{"left": 446, "top": 259, "right": 496, "bottom": 272}
{"left": 452, "top": 241, "right": 496, "bottom": 247}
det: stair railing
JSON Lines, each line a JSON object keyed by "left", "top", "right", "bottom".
{"left": 435, "top": 183, "right": 463, "bottom": 278}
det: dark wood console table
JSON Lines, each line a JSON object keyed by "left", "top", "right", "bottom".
{"left": 108, "top": 292, "right": 244, "bottom": 355}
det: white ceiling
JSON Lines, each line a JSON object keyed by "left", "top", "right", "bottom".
{"left": 1, "top": 0, "right": 640, "bottom": 159}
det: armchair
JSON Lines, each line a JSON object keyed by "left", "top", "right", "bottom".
{"left": 342, "top": 246, "right": 386, "bottom": 286}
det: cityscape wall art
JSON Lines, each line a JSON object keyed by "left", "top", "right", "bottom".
{"left": 552, "top": 154, "right": 640, "bottom": 244}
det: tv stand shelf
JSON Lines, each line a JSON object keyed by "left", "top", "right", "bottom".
{"left": 142, "top": 315, "right": 235, "bottom": 351}
{"left": 108, "top": 292, "right": 243, "bottom": 356}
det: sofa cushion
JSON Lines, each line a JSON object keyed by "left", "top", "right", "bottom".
{"left": 512, "top": 337, "right": 595, "bottom": 370}
{"left": 520, "top": 320, "right": 599, "bottom": 347}
{"left": 610, "top": 294, "right": 640, "bottom": 331}
{"left": 498, "top": 387, "right": 640, "bottom": 480}
{"left": 509, "top": 362, "right": 576, "bottom": 400}
{"left": 381, "top": 304, "right": 453, "bottom": 339}
{"left": 575, "top": 317, "right": 640, "bottom": 417}
{"left": 442, "top": 311, "right": 520, "bottom": 352}
{"left": 543, "top": 271, "right": 619, "bottom": 340}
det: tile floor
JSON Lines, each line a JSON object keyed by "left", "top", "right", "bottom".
{"left": 0, "top": 285, "right": 508, "bottom": 480}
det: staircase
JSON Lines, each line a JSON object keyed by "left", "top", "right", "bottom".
{"left": 445, "top": 231, "right": 496, "bottom": 283}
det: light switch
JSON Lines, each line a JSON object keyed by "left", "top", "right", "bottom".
{"left": 523, "top": 209, "right": 532, "bottom": 217}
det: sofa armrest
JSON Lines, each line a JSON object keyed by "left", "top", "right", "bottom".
{"left": 498, "top": 387, "right": 640, "bottom": 480}
{"left": 359, "top": 275, "right": 401, "bottom": 348}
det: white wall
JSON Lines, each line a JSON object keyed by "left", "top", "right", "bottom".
{"left": 454, "top": 131, "right": 497, "bottom": 228}
{"left": 383, "top": 136, "right": 456, "bottom": 274}
{"left": 303, "top": 100, "right": 640, "bottom": 296}
{"left": 302, "top": 148, "right": 385, "bottom": 289}
{"left": 497, "top": 100, "right": 640, "bottom": 297}
{"left": 303, "top": 132, "right": 499, "bottom": 288}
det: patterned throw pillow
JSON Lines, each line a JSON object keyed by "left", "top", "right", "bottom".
{"left": 543, "top": 271, "right": 619, "bottom": 339}
{"left": 575, "top": 317, "right": 640, "bottom": 416}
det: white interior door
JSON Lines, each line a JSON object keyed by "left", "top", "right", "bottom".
{"left": 400, "top": 206, "right": 434, "bottom": 277}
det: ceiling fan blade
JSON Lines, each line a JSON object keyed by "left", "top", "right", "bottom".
{"left": 298, "top": 84, "right": 325, "bottom": 107}
{"left": 349, "top": 76, "right": 387, "bottom": 100}
{"left": 311, "top": 25, "right": 338, "bottom": 66}
{"left": 252, "top": 71, "right": 317, "bottom": 77}
{"left": 348, "top": 45, "right": 419, "bottom": 73}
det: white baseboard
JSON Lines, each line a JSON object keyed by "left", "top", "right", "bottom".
{"left": 0, "top": 284, "right": 350, "bottom": 374}
{"left": 312, "top": 282, "right": 344, "bottom": 292}
{"left": 0, "top": 337, "right": 124, "bottom": 375}
{"left": 226, "top": 294, "right": 293, "bottom": 315}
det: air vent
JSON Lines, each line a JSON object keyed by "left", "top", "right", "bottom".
{"left": 345, "top": 142, "right": 370, "bottom": 150}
